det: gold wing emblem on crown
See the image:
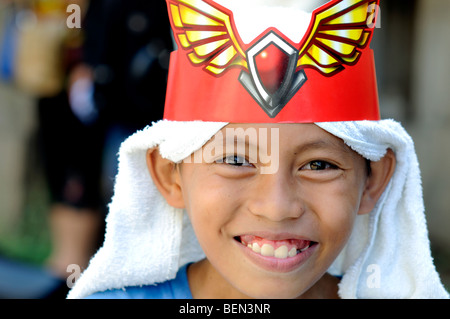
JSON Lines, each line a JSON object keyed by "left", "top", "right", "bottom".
{"left": 297, "top": 0, "right": 379, "bottom": 75}
{"left": 167, "top": 0, "right": 247, "bottom": 75}
{"left": 167, "top": 0, "right": 379, "bottom": 76}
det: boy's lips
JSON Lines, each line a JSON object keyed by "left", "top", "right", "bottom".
{"left": 234, "top": 234, "right": 318, "bottom": 272}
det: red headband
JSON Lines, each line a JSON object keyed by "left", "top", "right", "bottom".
{"left": 164, "top": 0, "right": 381, "bottom": 123}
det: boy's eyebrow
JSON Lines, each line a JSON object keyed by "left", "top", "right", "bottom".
{"left": 294, "top": 138, "right": 353, "bottom": 155}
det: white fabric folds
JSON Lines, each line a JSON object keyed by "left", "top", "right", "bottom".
{"left": 67, "top": 119, "right": 449, "bottom": 299}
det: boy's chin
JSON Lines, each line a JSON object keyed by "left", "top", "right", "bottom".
{"left": 232, "top": 281, "right": 313, "bottom": 299}
{"left": 241, "top": 289, "right": 306, "bottom": 299}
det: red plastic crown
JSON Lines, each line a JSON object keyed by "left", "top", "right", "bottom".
{"left": 164, "top": 0, "right": 381, "bottom": 123}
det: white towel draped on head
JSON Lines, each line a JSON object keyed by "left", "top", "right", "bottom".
{"left": 317, "top": 120, "right": 448, "bottom": 298}
{"left": 67, "top": 119, "right": 449, "bottom": 299}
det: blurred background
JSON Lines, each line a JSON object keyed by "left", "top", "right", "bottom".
{"left": 0, "top": 0, "right": 449, "bottom": 298}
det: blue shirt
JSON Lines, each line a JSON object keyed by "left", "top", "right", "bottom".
{"left": 85, "top": 264, "right": 192, "bottom": 299}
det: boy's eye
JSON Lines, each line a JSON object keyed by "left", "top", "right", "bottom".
{"left": 302, "top": 160, "right": 337, "bottom": 171}
{"left": 219, "top": 155, "right": 253, "bottom": 167}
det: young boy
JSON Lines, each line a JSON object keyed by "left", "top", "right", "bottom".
{"left": 68, "top": 0, "right": 449, "bottom": 299}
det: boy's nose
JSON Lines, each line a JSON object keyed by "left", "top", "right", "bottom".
{"left": 247, "top": 170, "right": 305, "bottom": 222}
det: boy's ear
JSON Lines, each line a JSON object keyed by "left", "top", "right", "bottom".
{"left": 358, "top": 149, "right": 396, "bottom": 215}
{"left": 146, "top": 148, "right": 185, "bottom": 209}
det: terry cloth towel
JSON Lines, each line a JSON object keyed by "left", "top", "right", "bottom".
{"left": 67, "top": 119, "right": 449, "bottom": 299}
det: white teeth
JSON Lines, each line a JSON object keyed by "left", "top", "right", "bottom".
{"left": 288, "top": 247, "right": 297, "bottom": 257}
{"left": 243, "top": 239, "right": 313, "bottom": 259}
{"left": 274, "top": 245, "right": 289, "bottom": 259}
{"left": 261, "top": 244, "right": 274, "bottom": 257}
{"left": 300, "top": 245, "right": 309, "bottom": 252}
{"left": 250, "top": 243, "right": 297, "bottom": 259}
{"left": 252, "top": 243, "right": 261, "bottom": 254}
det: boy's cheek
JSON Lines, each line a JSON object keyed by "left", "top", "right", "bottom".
{"left": 319, "top": 203, "right": 359, "bottom": 251}
{"left": 303, "top": 188, "right": 360, "bottom": 243}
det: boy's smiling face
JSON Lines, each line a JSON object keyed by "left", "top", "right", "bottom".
{"left": 175, "top": 123, "right": 369, "bottom": 298}
{"left": 148, "top": 123, "right": 395, "bottom": 298}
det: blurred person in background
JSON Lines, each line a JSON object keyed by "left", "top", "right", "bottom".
{"left": 3, "top": 0, "right": 172, "bottom": 285}
{"left": 48, "top": 0, "right": 173, "bottom": 280}
{"left": 13, "top": 0, "right": 106, "bottom": 278}
{"left": 75, "top": 0, "right": 173, "bottom": 205}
